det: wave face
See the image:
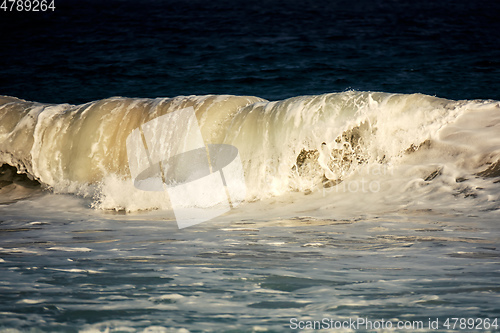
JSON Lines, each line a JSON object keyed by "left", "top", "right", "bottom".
{"left": 1, "top": 92, "right": 499, "bottom": 213}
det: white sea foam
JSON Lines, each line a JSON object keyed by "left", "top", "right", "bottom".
{"left": 0, "top": 92, "right": 499, "bottom": 216}
{"left": 47, "top": 247, "right": 92, "bottom": 252}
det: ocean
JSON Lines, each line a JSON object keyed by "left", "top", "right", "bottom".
{"left": 1, "top": 0, "right": 499, "bottom": 332}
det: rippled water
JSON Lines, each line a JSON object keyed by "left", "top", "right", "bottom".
{"left": 1, "top": 0, "right": 500, "bottom": 331}
{"left": 0, "top": 194, "right": 499, "bottom": 332}
{"left": 1, "top": 0, "right": 499, "bottom": 104}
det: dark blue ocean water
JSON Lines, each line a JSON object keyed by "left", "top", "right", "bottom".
{"left": 1, "top": 0, "right": 500, "bottom": 104}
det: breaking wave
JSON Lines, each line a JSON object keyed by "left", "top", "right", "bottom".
{"left": 1, "top": 92, "right": 499, "bottom": 213}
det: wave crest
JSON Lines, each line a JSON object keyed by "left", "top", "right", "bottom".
{"left": 1, "top": 92, "right": 499, "bottom": 212}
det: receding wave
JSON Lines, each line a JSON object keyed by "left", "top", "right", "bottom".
{"left": 1, "top": 92, "right": 499, "bottom": 213}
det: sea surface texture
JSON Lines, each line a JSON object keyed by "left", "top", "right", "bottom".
{"left": 0, "top": 0, "right": 499, "bottom": 332}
